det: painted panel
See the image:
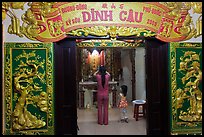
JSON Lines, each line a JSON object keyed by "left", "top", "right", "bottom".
{"left": 169, "top": 42, "right": 202, "bottom": 135}
{"left": 3, "top": 43, "right": 54, "bottom": 135}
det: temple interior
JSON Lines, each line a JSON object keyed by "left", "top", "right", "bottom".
{"left": 76, "top": 40, "right": 147, "bottom": 134}
{"left": 76, "top": 40, "right": 146, "bottom": 109}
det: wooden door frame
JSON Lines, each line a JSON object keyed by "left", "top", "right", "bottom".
{"left": 54, "top": 38, "right": 78, "bottom": 135}
{"left": 145, "top": 37, "right": 170, "bottom": 135}
{"left": 54, "top": 36, "right": 170, "bottom": 135}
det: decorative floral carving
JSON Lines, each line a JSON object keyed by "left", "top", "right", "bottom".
{"left": 67, "top": 26, "right": 155, "bottom": 39}
{"left": 3, "top": 43, "right": 54, "bottom": 135}
{"left": 170, "top": 42, "right": 202, "bottom": 135}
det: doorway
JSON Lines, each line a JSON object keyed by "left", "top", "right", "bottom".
{"left": 53, "top": 37, "right": 169, "bottom": 135}
{"left": 76, "top": 39, "right": 147, "bottom": 135}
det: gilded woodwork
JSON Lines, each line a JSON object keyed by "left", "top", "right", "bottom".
{"left": 3, "top": 43, "right": 54, "bottom": 135}
{"left": 2, "top": 2, "right": 26, "bottom": 37}
{"left": 169, "top": 42, "right": 202, "bottom": 135}
{"left": 67, "top": 26, "right": 156, "bottom": 40}
{"left": 2, "top": 8, "right": 7, "bottom": 21}
{"left": 2, "top": 2, "right": 202, "bottom": 42}
{"left": 77, "top": 40, "right": 143, "bottom": 48}
{"left": 161, "top": 2, "right": 202, "bottom": 39}
{"left": 21, "top": 9, "right": 39, "bottom": 40}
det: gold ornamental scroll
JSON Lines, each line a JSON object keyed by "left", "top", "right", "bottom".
{"left": 30, "top": 2, "right": 190, "bottom": 42}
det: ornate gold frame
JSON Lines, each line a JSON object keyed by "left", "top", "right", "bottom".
{"left": 3, "top": 43, "right": 54, "bottom": 135}
{"left": 169, "top": 42, "right": 202, "bottom": 135}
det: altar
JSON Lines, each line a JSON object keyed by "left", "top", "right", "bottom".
{"left": 77, "top": 48, "right": 123, "bottom": 109}
{"left": 78, "top": 81, "right": 118, "bottom": 109}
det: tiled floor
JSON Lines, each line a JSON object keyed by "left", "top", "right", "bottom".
{"left": 77, "top": 104, "right": 146, "bottom": 135}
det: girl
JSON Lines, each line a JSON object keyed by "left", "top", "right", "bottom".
{"left": 118, "top": 85, "right": 128, "bottom": 123}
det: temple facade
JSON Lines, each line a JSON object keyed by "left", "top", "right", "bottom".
{"left": 2, "top": 2, "right": 202, "bottom": 135}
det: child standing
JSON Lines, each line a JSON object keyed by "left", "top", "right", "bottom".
{"left": 118, "top": 85, "right": 128, "bottom": 123}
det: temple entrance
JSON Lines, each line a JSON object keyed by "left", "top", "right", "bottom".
{"left": 54, "top": 37, "right": 169, "bottom": 135}
{"left": 76, "top": 39, "right": 147, "bottom": 135}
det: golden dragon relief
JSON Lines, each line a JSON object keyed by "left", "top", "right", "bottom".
{"left": 161, "top": 2, "right": 202, "bottom": 39}
{"left": 12, "top": 50, "right": 48, "bottom": 130}
{"left": 175, "top": 50, "right": 202, "bottom": 124}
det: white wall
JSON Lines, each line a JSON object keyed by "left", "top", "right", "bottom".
{"left": 119, "top": 49, "right": 132, "bottom": 102}
{"left": 135, "top": 47, "right": 146, "bottom": 100}
{"left": 119, "top": 48, "right": 146, "bottom": 102}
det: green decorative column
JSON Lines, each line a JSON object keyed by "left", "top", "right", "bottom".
{"left": 3, "top": 43, "right": 55, "bottom": 135}
{"left": 169, "top": 42, "right": 202, "bottom": 135}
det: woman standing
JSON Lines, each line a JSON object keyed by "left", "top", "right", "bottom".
{"left": 94, "top": 66, "right": 110, "bottom": 125}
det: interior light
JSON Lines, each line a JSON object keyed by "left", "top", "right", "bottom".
{"left": 92, "top": 49, "right": 99, "bottom": 55}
